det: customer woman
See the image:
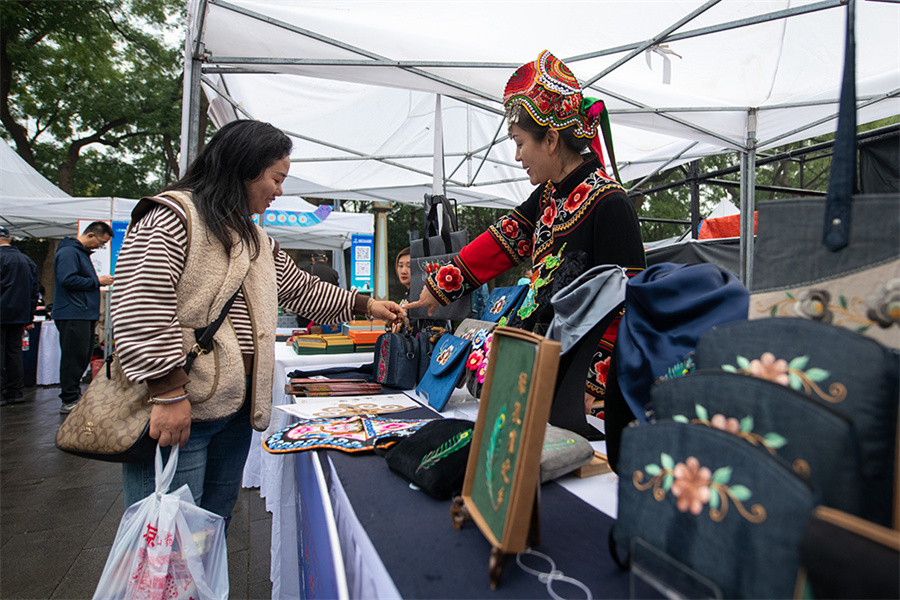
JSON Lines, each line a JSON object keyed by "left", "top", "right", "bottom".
{"left": 407, "top": 50, "right": 645, "bottom": 403}
{"left": 111, "top": 120, "right": 405, "bottom": 527}
{"left": 395, "top": 247, "right": 411, "bottom": 296}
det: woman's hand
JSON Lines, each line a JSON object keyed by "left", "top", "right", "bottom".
{"left": 368, "top": 299, "right": 406, "bottom": 322}
{"left": 404, "top": 286, "right": 440, "bottom": 317}
{"left": 149, "top": 392, "right": 192, "bottom": 447}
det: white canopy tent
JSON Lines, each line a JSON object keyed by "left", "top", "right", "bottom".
{"left": 0, "top": 140, "right": 372, "bottom": 250}
{"left": 180, "top": 0, "right": 900, "bottom": 285}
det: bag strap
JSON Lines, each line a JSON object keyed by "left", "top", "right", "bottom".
{"left": 823, "top": 0, "right": 857, "bottom": 252}
{"left": 183, "top": 290, "right": 241, "bottom": 375}
{"left": 422, "top": 194, "right": 458, "bottom": 255}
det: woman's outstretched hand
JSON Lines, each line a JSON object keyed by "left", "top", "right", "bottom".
{"left": 369, "top": 299, "right": 407, "bottom": 321}
{"left": 404, "top": 286, "right": 440, "bottom": 317}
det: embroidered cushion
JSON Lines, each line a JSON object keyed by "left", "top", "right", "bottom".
{"left": 539, "top": 425, "right": 595, "bottom": 483}
{"left": 384, "top": 418, "right": 475, "bottom": 499}
{"left": 612, "top": 420, "right": 814, "bottom": 600}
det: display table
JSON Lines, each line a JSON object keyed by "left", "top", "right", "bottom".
{"left": 250, "top": 341, "right": 621, "bottom": 600}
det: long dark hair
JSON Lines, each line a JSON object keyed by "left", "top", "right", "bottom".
{"left": 166, "top": 120, "right": 292, "bottom": 259}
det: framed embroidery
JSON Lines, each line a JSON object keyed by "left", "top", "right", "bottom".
{"left": 459, "top": 327, "right": 561, "bottom": 555}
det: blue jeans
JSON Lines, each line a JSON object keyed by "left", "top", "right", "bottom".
{"left": 122, "top": 396, "right": 253, "bottom": 534}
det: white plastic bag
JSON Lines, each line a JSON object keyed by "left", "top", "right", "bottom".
{"left": 93, "top": 446, "right": 229, "bottom": 600}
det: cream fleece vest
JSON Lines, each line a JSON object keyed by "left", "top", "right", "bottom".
{"left": 164, "top": 191, "right": 277, "bottom": 431}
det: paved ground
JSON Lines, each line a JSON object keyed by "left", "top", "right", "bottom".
{"left": 0, "top": 385, "right": 273, "bottom": 600}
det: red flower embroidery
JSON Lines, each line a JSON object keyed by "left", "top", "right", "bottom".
{"left": 435, "top": 265, "right": 463, "bottom": 292}
{"left": 517, "top": 239, "right": 532, "bottom": 257}
{"left": 564, "top": 183, "right": 592, "bottom": 212}
{"left": 500, "top": 219, "right": 519, "bottom": 238}
{"left": 594, "top": 357, "right": 610, "bottom": 385}
{"left": 541, "top": 203, "right": 557, "bottom": 227}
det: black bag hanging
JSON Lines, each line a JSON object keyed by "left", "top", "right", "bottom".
{"left": 408, "top": 193, "right": 470, "bottom": 321}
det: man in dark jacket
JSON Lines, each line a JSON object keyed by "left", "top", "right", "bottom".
{"left": 0, "top": 227, "right": 39, "bottom": 406}
{"left": 53, "top": 221, "right": 114, "bottom": 414}
{"left": 309, "top": 252, "right": 340, "bottom": 286}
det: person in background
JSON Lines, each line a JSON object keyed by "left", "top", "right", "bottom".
{"left": 111, "top": 119, "right": 405, "bottom": 531}
{"left": 395, "top": 247, "right": 411, "bottom": 298}
{"left": 408, "top": 49, "right": 645, "bottom": 407}
{"left": 53, "top": 221, "right": 114, "bottom": 414}
{"left": 309, "top": 251, "right": 340, "bottom": 286}
{"left": 0, "top": 227, "right": 39, "bottom": 406}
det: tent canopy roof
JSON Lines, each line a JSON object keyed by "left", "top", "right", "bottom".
{"left": 190, "top": 0, "right": 900, "bottom": 208}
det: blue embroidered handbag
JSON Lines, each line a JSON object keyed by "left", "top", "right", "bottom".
{"left": 651, "top": 370, "right": 863, "bottom": 518}
{"left": 480, "top": 285, "right": 528, "bottom": 323}
{"left": 611, "top": 420, "right": 815, "bottom": 600}
{"left": 415, "top": 334, "right": 471, "bottom": 411}
{"left": 374, "top": 332, "right": 420, "bottom": 390}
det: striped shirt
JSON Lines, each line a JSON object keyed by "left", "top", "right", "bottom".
{"left": 111, "top": 204, "right": 358, "bottom": 384}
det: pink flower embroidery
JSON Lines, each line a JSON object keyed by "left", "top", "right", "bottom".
{"left": 749, "top": 352, "right": 790, "bottom": 386}
{"left": 710, "top": 414, "right": 741, "bottom": 434}
{"left": 671, "top": 457, "right": 712, "bottom": 515}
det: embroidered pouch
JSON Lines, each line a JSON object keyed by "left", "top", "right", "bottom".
{"left": 480, "top": 285, "right": 528, "bottom": 323}
{"left": 415, "top": 334, "right": 471, "bottom": 411}
{"left": 384, "top": 418, "right": 475, "bottom": 499}
{"left": 611, "top": 420, "right": 814, "bottom": 600}
{"left": 694, "top": 317, "right": 899, "bottom": 526}
{"left": 454, "top": 318, "right": 497, "bottom": 400}
{"left": 539, "top": 424, "right": 594, "bottom": 483}
{"left": 374, "top": 332, "right": 420, "bottom": 390}
{"left": 651, "top": 370, "right": 862, "bottom": 517}
{"left": 263, "top": 415, "right": 431, "bottom": 454}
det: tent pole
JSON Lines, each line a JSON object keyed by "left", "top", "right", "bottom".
{"left": 179, "top": 0, "right": 205, "bottom": 176}
{"left": 739, "top": 109, "right": 758, "bottom": 287}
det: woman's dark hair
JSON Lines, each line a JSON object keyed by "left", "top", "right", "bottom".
{"left": 395, "top": 246, "right": 410, "bottom": 269}
{"left": 166, "top": 120, "right": 292, "bottom": 259}
{"left": 513, "top": 110, "right": 592, "bottom": 156}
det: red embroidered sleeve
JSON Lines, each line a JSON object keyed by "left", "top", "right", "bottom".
{"left": 424, "top": 207, "right": 536, "bottom": 305}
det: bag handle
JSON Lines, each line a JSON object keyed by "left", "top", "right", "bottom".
{"left": 823, "top": 0, "right": 857, "bottom": 252}
{"left": 422, "top": 193, "right": 459, "bottom": 255}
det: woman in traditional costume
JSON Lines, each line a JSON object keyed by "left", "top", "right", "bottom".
{"left": 408, "top": 50, "right": 645, "bottom": 408}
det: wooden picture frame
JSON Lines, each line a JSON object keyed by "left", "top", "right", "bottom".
{"left": 460, "top": 327, "right": 561, "bottom": 555}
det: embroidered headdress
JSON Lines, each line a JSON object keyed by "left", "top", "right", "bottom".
{"left": 504, "top": 50, "right": 619, "bottom": 181}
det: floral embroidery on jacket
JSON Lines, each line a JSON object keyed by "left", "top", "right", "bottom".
{"left": 633, "top": 453, "right": 766, "bottom": 523}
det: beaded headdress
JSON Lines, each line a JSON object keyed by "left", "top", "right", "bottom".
{"left": 503, "top": 50, "right": 597, "bottom": 139}
{"left": 504, "top": 50, "right": 620, "bottom": 181}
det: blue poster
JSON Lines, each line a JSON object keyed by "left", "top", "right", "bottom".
{"left": 350, "top": 234, "right": 374, "bottom": 292}
{"left": 109, "top": 221, "right": 129, "bottom": 274}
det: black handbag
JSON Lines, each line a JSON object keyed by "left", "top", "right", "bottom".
{"left": 374, "top": 331, "right": 421, "bottom": 390}
{"left": 408, "top": 194, "right": 470, "bottom": 321}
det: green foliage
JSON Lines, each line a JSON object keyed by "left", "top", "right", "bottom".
{"left": 1, "top": 0, "right": 184, "bottom": 196}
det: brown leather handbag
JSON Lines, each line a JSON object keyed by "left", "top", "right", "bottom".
{"left": 55, "top": 291, "right": 239, "bottom": 462}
